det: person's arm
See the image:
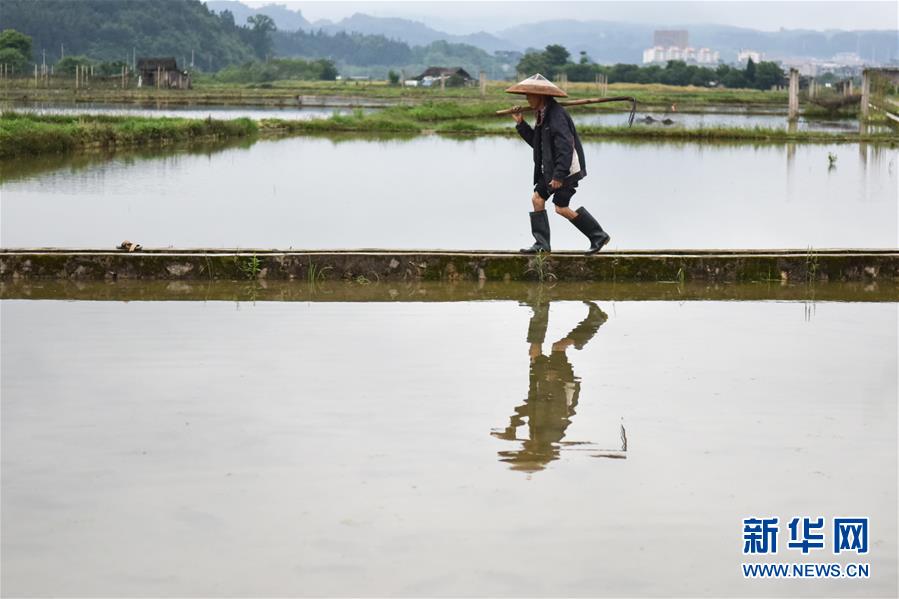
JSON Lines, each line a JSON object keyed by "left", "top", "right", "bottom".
{"left": 550, "top": 113, "right": 576, "bottom": 184}
{"left": 513, "top": 112, "right": 535, "bottom": 147}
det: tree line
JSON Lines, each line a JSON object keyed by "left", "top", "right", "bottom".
{"left": 518, "top": 45, "right": 786, "bottom": 90}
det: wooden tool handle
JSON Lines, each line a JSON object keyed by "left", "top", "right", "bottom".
{"left": 496, "top": 96, "right": 638, "bottom": 126}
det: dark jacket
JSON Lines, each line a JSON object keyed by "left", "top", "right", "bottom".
{"left": 515, "top": 97, "right": 587, "bottom": 187}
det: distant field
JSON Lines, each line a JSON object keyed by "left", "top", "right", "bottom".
{"left": 1, "top": 78, "right": 791, "bottom": 110}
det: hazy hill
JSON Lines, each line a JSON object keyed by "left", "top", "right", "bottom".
{"left": 316, "top": 13, "right": 517, "bottom": 53}
{"left": 201, "top": 1, "right": 897, "bottom": 65}
{"left": 206, "top": 1, "right": 312, "bottom": 31}
{"left": 497, "top": 20, "right": 897, "bottom": 63}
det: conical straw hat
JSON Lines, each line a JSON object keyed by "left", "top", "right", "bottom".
{"left": 505, "top": 73, "right": 568, "bottom": 97}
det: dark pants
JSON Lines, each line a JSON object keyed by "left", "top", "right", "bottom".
{"left": 535, "top": 181, "right": 578, "bottom": 208}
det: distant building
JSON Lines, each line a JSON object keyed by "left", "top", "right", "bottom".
{"left": 415, "top": 67, "right": 473, "bottom": 81}
{"left": 832, "top": 52, "right": 863, "bottom": 66}
{"left": 737, "top": 50, "right": 763, "bottom": 65}
{"left": 136, "top": 57, "right": 191, "bottom": 89}
{"left": 415, "top": 67, "right": 474, "bottom": 87}
{"left": 643, "top": 30, "right": 718, "bottom": 65}
{"left": 653, "top": 30, "right": 689, "bottom": 49}
{"left": 696, "top": 48, "right": 720, "bottom": 64}
{"left": 642, "top": 46, "right": 719, "bottom": 65}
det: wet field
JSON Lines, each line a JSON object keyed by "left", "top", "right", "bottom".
{"left": 2, "top": 100, "right": 871, "bottom": 133}
{"left": 1, "top": 135, "right": 896, "bottom": 250}
{"left": 1, "top": 281, "right": 896, "bottom": 596}
{"left": 1, "top": 100, "right": 381, "bottom": 120}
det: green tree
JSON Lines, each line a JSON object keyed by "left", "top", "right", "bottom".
{"left": 543, "top": 44, "right": 570, "bottom": 68}
{"left": 753, "top": 61, "right": 785, "bottom": 90}
{"left": 247, "top": 14, "right": 276, "bottom": 59}
{"left": 516, "top": 44, "right": 571, "bottom": 78}
{"left": 745, "top": 57, "right": 757, "bottom": 84}
{"left": 56, "top": 55, "right": 93, "bottom": 75}
{"left": 387, "top": 69, "right": 400, "bottom": 85}
{"left": 0, "top": 29, "right": 32, "bottom": 72}
{"left": 0, "top": 29, "right": 32, "bottom": 56}
{"left": 516, "top": 50, "right": 549, "bottom": 76}
{"left": 721, "top": 69, "right": 747, "bottom": 88}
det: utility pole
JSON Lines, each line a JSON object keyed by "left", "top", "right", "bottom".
{"left": 191, "top": 49, "right": 194, "bottom": 68}
{"left": 61, "top": 43, "right": 64, "bottom": 59}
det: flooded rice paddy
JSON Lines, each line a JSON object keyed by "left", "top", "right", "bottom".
{"left": 3, "top": 101, "right": 871, "bottom": 132}
{"left": 1, "top": 281, "right": 896, "bottom": 596}
{"left": 2, "top": 135, "right": 896, "bottom": 250}
{"left": 1, "top": 100, "right": 380, "bottom": 120}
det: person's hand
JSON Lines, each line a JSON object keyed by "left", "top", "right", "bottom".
{"left": 550, "top": 178, "right": 563, "bottom": 190}
{"left": 512, "top": 110, "right": 524, "bottom": 124}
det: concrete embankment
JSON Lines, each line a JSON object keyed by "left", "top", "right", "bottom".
{"left": 1, "top": 249, "right": 897, "bottom": 284}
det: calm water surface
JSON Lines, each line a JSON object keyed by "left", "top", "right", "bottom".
{"left": 571, "top": 111, "right": 867, "bottom": 132}
{"left": 5, "top": 101, "right": 871, "bottom": 132}
{"left": 1, "top": 287, "right": 896, "bottom": 596}
{"left": 1, "top": 136, "right": 895, "bottom": 249}
{"left": 2, "top": 101, "right": 376, "bottom": 120}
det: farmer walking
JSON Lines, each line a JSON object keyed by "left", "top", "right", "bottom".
{"left": 492, "top": 299, "right": 609, "bottom": 472}
{"left": 508, "top": 74, "right": 611, "bottom": 254}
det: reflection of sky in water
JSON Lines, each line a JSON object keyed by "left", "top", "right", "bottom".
{"left": 2, "top": 298, "right": 895, "bottom": 596}
{"left": 2, "top": 101, "right": 375, "bottom": 121}
{"left": 1, "top": 136, "right": 896, "bottom": 249}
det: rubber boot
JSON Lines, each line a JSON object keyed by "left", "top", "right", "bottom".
{"left": 565, "top": 301, "right": 608, "bottom": 349}
{"left": 571, "top": 207, "right": 610, "bottom": 255}
{"left": 520, "top": 210, "right": 551, "bottom": 254}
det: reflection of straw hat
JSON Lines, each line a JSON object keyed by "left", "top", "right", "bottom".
{"left": 505, "top": 73, "right": 568, "bottom": 97}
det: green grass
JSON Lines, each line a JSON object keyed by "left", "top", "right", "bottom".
{"left": 0, "top": 112, "right": 257, "bottom": 158}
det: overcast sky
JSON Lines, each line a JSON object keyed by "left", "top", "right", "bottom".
{"left": 239, "top": 1, "right": 898, "bottom": 32}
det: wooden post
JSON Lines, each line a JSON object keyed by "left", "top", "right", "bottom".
{"left": 809, "top": 78, "right": 816, "bottom": 99}
{"left": 860, "top": 69, "right": 870, "bottom": 119}
{"left": 479, "top": 71, "right": 486, "bottom": 97}
{"left": 847, "top": 79, "right": 853, "bottom": 96}
{"left": 75, "top": 64, "right": 79, "bottom": 89}
{"left": 788, "top": 68, "right": 799, "bottom": 120}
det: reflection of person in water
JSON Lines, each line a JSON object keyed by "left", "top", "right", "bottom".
{"left": 493, "top": 300, "right": 608, "bottom": 472}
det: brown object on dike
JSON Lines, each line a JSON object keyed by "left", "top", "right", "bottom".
{"left": 117, "top": 240, "right": 143, "bottom": 252}
{"left": 504, "top": 73, "right": 568, "bottom": 97}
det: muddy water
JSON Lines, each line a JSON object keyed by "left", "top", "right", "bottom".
{"left": 1, "top": 287, "right": 895, "bottom": 596}
{"left": 1, "top": 136, "right": 896, "bottom": 250}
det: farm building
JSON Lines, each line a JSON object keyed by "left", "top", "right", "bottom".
{"left": 414, "top": 67, "right": 474, "bottom": 86}
{"left": 136, "top": 57, "right": 191, "bottom": 89}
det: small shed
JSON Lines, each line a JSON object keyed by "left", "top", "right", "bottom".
{"left": 137, "top": 57, "right": 191, "bottom": 89}
{"left": 415, "top": 67, "right": 473, "bottom": 86}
